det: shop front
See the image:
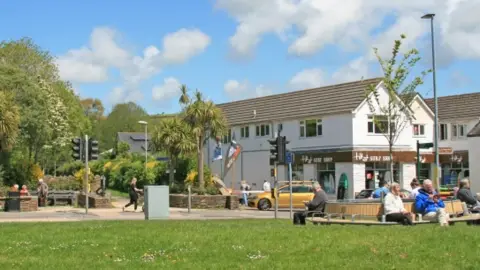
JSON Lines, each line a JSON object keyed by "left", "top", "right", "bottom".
{"left": 295, "top": 150, "right": 420, "bottom": 197}
{"left": 440, "top": 151, "right": 469, "bottom": 185}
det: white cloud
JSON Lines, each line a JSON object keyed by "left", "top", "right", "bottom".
{"left": 161, "top": 29, "right": 211, "bottom": 64}
{"left": 216, "top": 0, "right": 480, "bottom": 63}
{"left": 224, "top": 79, "right": 272, "bottom": 99}
{"left": 152, "top": 77, "right": 182, "bottom": 102}
{"left": 57, "top": 27, "right": 211, "bottom": 104}
{"left": 289, "top": 68, "right": 325, "bottom": 89}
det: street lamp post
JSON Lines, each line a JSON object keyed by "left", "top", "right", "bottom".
{"left": 422, "top": 13, "right": 440, "bottom": 189}
{"left": 138, "top": 121, "right": 148, "bottom": 174}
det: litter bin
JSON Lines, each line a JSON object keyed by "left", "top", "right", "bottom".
{"left": 144, "top": 185, "right": 169, "bottom": 220}
{"left": 6, "top": 191, "right": 20, "bottom": 212}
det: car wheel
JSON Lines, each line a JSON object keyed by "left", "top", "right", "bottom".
{"left": 257, "top": 199, "right": 272, "bottom": 211}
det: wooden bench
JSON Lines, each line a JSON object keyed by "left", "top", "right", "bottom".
{"left": 30, "top": 190, "right": 77, "bottom": 206}
{"left": 308, "top": 200, "right": 479, "bottom": 226}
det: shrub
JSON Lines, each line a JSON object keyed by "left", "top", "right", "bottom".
{"left": 74, "top": 168, "right": 94, "bottom": 184}
{"left": 57, "top": 161, "right": 84, "bottom": 176}
{"left": 42, "top": 175, "right": 81, "bottom": 190}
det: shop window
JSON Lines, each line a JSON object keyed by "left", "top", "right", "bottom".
{"left": 317, "top": 163, "right": 335, "bottom": 194}
{"left": 415, "top": 163, "right": 430, "bottom": 182}
{"left": 441, "top": 162, "right": 469, "bottom": 185}
{"left": 365, "top": 162, "right": 399, "bottom": 189}
{"left": 292, "top": 164, "right": 304, "bottom": 180}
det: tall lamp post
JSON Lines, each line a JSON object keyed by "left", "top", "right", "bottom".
{"left": 422, "top": 13, "right": 440, "bottom": 189}
{"left": 138, "top": 120, "right": 148, "bottom": 174}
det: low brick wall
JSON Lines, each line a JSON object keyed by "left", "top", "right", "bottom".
{"left": 0, "top": 196, "right": 39, "bottom": 212}
{"left": 170, "top": 194, "right": 239, "bottom": 209}
{"left": 77, "top": 194, "right": 113, "bottom": 208}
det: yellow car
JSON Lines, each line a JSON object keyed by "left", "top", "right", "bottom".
{"left": 248, "top": 181, "right": 315, "bottom": 210}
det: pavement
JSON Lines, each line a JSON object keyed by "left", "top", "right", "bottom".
{"left": 0, "top": 199, "right": 294, "bottom": 223}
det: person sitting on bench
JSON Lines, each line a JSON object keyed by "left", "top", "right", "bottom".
{"left": 372, "top": 181, "right": 389, "bottom": 199}
{"left": 415, "top": 179, "right": 449, "bottom": 226}
{"left": 456, "top": 178, "right": 480, "bottom": 212}
{"left": 384, "top": 183, "right": 414, "bottom": 225}
{"left": 293, "top": 182, "right": 328, "bottom": 225}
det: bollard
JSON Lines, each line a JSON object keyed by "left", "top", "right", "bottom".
{"left": 188, "top": 185, "right": 191, "bottom": 214}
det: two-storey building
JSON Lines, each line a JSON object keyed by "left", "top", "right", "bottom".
{"left": 206, "top": 78, "right": 439, "bottom": 199}
{"left": 424, "top": 93, "right": 480, "bottom": 185}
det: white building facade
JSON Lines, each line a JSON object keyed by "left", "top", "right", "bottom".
{"left": 205, "top": 78, "right": 449, "bottom": 199}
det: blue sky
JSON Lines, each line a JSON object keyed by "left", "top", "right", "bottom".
{"left": 1, "top": 0, "right": 478, "bottom": 114}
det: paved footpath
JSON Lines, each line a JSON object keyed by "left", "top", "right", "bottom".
{"left": 0, "top": 199, "right": 293, "bottom": 223}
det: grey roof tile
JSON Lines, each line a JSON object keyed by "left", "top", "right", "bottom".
{"left": 117, "top": 132, "right": 151, "bottom": 154}
{"left": 216, "top": 78, "right": 383, "bottom": 126}
{"left": 424, "top": 92, "right": 480, "bottom": 120}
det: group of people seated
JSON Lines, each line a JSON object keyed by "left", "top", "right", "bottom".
{"left": 10, "top": 184, "right": 30, "bottom": 196}
{"left": 293, "top": 177, "right": 480, "bottom": 226}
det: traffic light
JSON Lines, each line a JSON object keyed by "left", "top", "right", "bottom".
{"left": 88, "top": 139, "right": 99, "bottom": 161}
{"left": 277, "top": 136, "right": 289, "bottom": 164}
{"left": 268, "top": 138, "right": 279, "bottom": 163}
{"left": 71, "top": 138, "right": 83, "bottom": 161}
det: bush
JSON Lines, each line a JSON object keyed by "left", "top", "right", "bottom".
{"left": 57, "top": 161, "right": 84, "bottom": 176}
{"left": 42, "top": 175, "right": 82, "bottom": 190}
{"left": 74, "top": 168, "right": 94, "bottom": 184}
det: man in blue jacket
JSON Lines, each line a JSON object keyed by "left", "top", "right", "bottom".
{"left": 415, "top": 179, "right": 449, "bottom": 226}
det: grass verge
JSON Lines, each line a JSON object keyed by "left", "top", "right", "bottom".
{"left": 0, "top": 220, "right": 478, "bottom": 269}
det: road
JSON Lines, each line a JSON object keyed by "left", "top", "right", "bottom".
{"left": 0, "top": 199, "right": 295, "bottom": 223}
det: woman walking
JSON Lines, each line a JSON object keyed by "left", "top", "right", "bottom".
{"left": 123, "top": 178, "right": 142, "bottom": 212}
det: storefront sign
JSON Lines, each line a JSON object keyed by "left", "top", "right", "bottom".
{"left": 439, "top": 147, "right": 453, "bottom": 154}
{"left": 301, "top": 155, "right": 334, "bottom": 164}
{"left": 354, "top": 152, "right": 391, "bottom": 162}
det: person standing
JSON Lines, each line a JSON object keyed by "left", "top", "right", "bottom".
{"left": 123, "top": 178, "right": 142, "bottom": 212}
{"left": 240, "top": 180, "right": 250, "bottom": 206}
{"left": 263, "top": 180, "right": 271, "bottom": 192}
{"left": 37, "top": 179, "right": 48, "bottom": 207}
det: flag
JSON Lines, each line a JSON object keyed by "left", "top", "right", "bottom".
{"left": 223, "top": 132, "right": 241, "bottom": 179}
{"left": 212, "top": 143, "right": 223, "bottom": 161}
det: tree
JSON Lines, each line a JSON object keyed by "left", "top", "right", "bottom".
{"left": 100, "top": 102, "right": 149, "bottom": 150}
{"left": 365, "top": 34, "right": 431, "bottom": 183}
{"left": 151, "top": 117, "right": 195, "bottom": 186}
{"left": 179, "top": 85, "right": 228, "bottom": 192}
{"left": 0, "top": 91, "right": 20, "bottom": 152}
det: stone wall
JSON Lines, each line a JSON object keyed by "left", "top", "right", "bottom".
{"left": 170, "top": 194, "right": 239, "bottom": 209}
{"left": 77, "top": 194, "right": 113, "bottom": 208}
{"left": 0, "top": 196, "right": 38, "bottom": 212}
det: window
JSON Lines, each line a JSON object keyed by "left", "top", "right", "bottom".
{"left": 440, "top": 124, "right": 448, "bottom": 140}
{"left": 222, "top": 129, "right": 231, "bottom": 143}
{"left": 367, "top": 115, "right": 395, "bottom": 134}
{"left": 317, "top": 163, "right": 335, "bottom": 194}
{"left": 416, "top": 163, "right": 430, "bottom": 182}
{"left": 255, "top": 124, "right": 270, "bottom": 137}
{"left": 292, "top": 164, "right": 304, "bottom": 180}
{"left": 280, "top": 185, "right": 312, "bottom": 193}
{"left": 300, "top": 119, "right": 322, "bottom": 137}
{"left": 413, "top": 124, "right": 425, "bottom": 136}
{"left": 451, "top": 124, "right": 468, "bottom": 139}
{"left": 240, "top": 126, "right": 249, "bottom": 139}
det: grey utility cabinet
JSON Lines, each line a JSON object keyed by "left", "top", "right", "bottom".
{"left": 144, "top": 185, "right": 169, "bottom": 220}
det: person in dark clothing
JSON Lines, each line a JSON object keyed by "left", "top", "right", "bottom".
{"left": 293, "top": 182, "right": 328, "bottom": 225}
{"left": 123, "top": 178, "right": 142, "bottom": 212}
{"left": 457, "top": 178, "right": 480, "bottom": 212}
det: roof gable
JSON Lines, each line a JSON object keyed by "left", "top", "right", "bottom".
{"left": 467, "top": 120, "right": 480, "bottom": 137}
{"left": 217, "top": 78, "right": 383, "bottom": 126}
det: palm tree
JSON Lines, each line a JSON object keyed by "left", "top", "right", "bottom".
{"left": 0, "top": 91, "right": 20, "bottom": 152}
{"left": 179, "top": 84, "right": 190, "bottom": 106}
{"left": 182, "top": 89, "right": 227, "bottom": 191}
{"left": 151, "top": 117, "right": 195, "bottom": 186}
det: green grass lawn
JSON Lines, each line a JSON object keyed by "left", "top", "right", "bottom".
{"left": 0, "top": 220, "right": 479, "bottom": 269}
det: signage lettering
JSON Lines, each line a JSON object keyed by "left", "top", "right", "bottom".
{"left": 301, "top": 155, "right": 334, "bottom": 164}
{"left": 354, "top": 152, "right": 391, "bottom": 162}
